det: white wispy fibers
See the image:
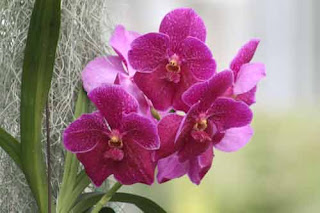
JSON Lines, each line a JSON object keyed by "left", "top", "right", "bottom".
{"left": 0, "top": 0, "right": 117, "bottom": 211}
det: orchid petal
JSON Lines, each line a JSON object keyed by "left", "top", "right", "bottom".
{"left": 188, "top": 145, "right": 214, "bottom": 185}
{"left": 116, "top": 73, "right": 150, "bottom": 115}
{"left": 77, "top": 142, "right": 114, "bottom": 186}
{"left": 109, "top": 25, "right": 140, "bottom": 75}
{"left": 156, "top": 114, "right": 184, "bottom": 160}
{"left": 113, "top": 138, "right": 156, "bottom": 185}
{"left": 179, "top": 37, "right": 216, "bottom": 80}
{"left": 128, "top": 33, "right": 169, "bottom": 72}
{"left": 208, "top": 97, "right": 253, "bottom": 131}
{"left": 134, "top": 66, "right": 175, "bottom": 111}
{"left": 82, "top": 56, "right": 125, "bottom": 93}
{"left": 233, "top": 62, "right": 266, "bottom": 94}
{"left": 182, "top": 70, "right": 233, "bottom": 108}
{"left": 88, "top": 85, "right": 138, "bottom": 129}
{"left": 157, "top": 153, "right": 189, "bottom": 183}
{"left": 230, "top": 38, "right": 260, "bottom": 74}
{"left": 214, "top": 125, "right": 253, "bottom": 152}
{"left": 63, "top": 112, "right": 108, "bottom": 153}
{"left": 122, "top": 113, "right": 160, "bottom": 150}
{"left": 159, "top": 8, "right": 206, "bottom": 51}
{"left": 236, "top": 86, "right": 257, "bottom": 106}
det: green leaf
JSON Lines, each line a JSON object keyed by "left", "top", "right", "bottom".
{"left": 57, "top": 88, "right": 90, "bottom": 213}
{"left": 111, "top": 193, "right": 166, "bottom": 213}
{"left": 20, "top": 0, "right": 61, "bottom": 212}
{"left": 0, "top": 127, "right": 21, "bottom": 168}
{"left": 99, "top": 207, "right": 115, "bottom": 213}
{"left": 71, "top": 192, "right": 166, "bottom": 213}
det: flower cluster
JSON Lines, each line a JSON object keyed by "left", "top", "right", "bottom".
{"left": 63, "top": 8, "right": 265, "bottom": 186}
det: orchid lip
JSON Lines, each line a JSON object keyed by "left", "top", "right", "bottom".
{"left": 166, "top": 59, "right": 181, "bottom": 73}
{"left": 193, "top": 118, "right": 208, "bottom": 131}
{"left": 107, "top": 130, "right": 123, "bottom": 148}
{"left": 165, "top": 56, "right": 182, "bottom": 83}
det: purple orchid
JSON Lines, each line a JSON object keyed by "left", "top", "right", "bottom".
{"left": 226, "top": 39, "right": 266, "bottom": 105}
{"left": 81, "top": 25, "right": 150, "bottom": 114}
{"left": 128, "top": 8, "right": 216, "bottom": 112}
{"left": 63, "top": 85, "right": 159, "bottom": 186}
{"left": 156, "top": 70, "right": 253, "bottom": 184}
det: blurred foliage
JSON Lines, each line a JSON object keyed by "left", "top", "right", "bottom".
{"left": 130, "top": 108, "right": 320, "bottom": 213}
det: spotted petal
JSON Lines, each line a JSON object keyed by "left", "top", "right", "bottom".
{"left": 63, "top": 112, "right": 108, "bottom": 153}
{"left": 134, "top": 66, "right": 175, "bottom": 111}
{"left": 128, "top": 33, "right": 169, "bottom": 72}
{"left": 122, "top": 113, "right": 160, "bottom": 150}
{"left": 179, "top": 37, "right": 216, "bottom": 80}
{"left": 159, "top": 8, "right": 206, "bottom": 51}
{"left": 113, "top": 137, "right": 156, "bottom": 185}
{"left": 88, "top": 85, "right": 138, "bottom": 129}
{"left": 208, "top": 97, "right": 253, "bottom": 131}
{"left": 230, "top": 39, "right": 260, "bottom": 74}
{"left": 182, "top": 70, "right": 233, "bottom": 108}
{"left": 76, "top": 141, "right": 114, "bottom": 186}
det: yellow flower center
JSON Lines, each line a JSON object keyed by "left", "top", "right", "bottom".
{"left": 166, "top": 59, "right": 181, "bottom": 73}
{"left": 193, "top": 119, "right": 208, "bottom": 131}
{"left": 108, "top": 135, "right": 123, "bottom": 148}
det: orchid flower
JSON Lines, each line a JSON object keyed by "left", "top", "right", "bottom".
{"left": 128, "top": 8, "right": 216, "bottom": 112}
{"left": 63, "top": 85, "right": 159, "bottom": 186}
{"left": 156, "top": 70, "right": 253, "bottom": 184}
{"left": 226, "top": 39, "right": 266, "bottom": 105}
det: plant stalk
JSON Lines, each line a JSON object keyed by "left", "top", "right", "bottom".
{"left": 91, "top": 182, "right": 122, "bottom": 213}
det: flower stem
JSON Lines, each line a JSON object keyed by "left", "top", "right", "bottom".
{"left": 91, "top": 182, "right": 122, "bottom": 213}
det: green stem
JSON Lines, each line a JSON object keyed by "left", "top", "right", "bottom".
{"left": 91, "top": 182, "right": 122, "bottom": 213}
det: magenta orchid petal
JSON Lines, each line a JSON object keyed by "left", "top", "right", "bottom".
{"left": 157, "top": 153, "right": 189, "bottom": 184}
{"left": 174, "top": 103, "right": 200, "bottom": 150}
{"left": 188, "top": 145, "right": 214, "bottom": 185}
{"left": 230, "top": 38, "right": 260, "bottom": 74}
{"left": 63, "top": 112, "right": 108, "bottom": 153}
{"left": 122, "top": 113, "right": 160, "bottom": 150}
{"left": 233, "top": 62, "right": 266, "bottom": 95}
{"left": 76, "top": 142, "right": 115, "bottom": 186}
{"left": 115, "top": 73, "right": 150, "bottom": 115}
{"left": 109, "top": 25, "right": 140, "bottom": 75}
{"left": 181, "top": 82, "right": 207, "bottom": 107}
{"left": 134, "top": 67, "right": 175, "bottom": 111}
{"left": 214, "top": 125, "right": 253, "bottom": 152}
{"left": 156, "top": 114, "right": 184, "bottom": 160}
{"left": 88, "top": 85, "right": 138, "bottom": 129}
{"left": 82, "top": 56, "right": 125, "bottom": 93}
{"left": 128, "top": 33, "right": 170, "bottom": 72}
{"left": 179, "top": 37, "right": 216, "bottom": 80}
{"left": 159, "top": 8, "right": 206, "bottom": 51}
{"left": 236, "top": 86, "right": 257, "bottom": 105}
{"left": 182, "top": 70, "right": 233, "bottom": 107}
{"left": 208, "top": 97, "right": 253, "bottom": 131}
{"left": 172, "top": 66, "right": 198, "bottom": 111}
{"left": 112, "top": 138, "right": 156, "bottom": 185}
